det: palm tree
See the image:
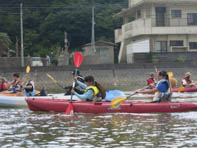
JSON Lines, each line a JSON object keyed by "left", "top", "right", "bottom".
{"left": 0, "top": 32, "right": 12, "bottom": 57}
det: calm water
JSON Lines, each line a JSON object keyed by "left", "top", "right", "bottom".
{"left": 1, "top": 108, "right": 197, "bottom": 148}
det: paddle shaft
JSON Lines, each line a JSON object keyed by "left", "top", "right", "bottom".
{"left": 70, "top": 69, "right": 78, "bottom": 102}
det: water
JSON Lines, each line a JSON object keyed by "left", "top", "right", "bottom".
{"left": 1, "top": 108, "right": 197, "bottom": 148}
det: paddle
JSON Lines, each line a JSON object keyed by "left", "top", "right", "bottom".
{"left": 167, "top": 72, "right": 173, "bottom": 92}
{"left": 111, "top": 86, "right": 148, "bottom": 109}
{"left": 66, "top": 52, "right": 83, "bottom": 115}
{"left": 46, "top": 73, "right": 65, "bottom": 89}
{"left": 21, "top": 66, "right": 31, "bottom": 86}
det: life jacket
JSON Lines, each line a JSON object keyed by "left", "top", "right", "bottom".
{"left": 12, "top": 79, "right": 22, "bottom": 87}
{"left": 23, "top": 81, "right": 35, "bottom": 96}
{"left": 85, "top": 86, "right": 99, "bottom": 97}
{"left": 2, "top": 82, "right": 9, "bottom": 90}
{"left": 0, "top": 83, "right": 3, "bottom": 91}
{"left": 156, "top": 79, "right": 170, "bottom": 92}
{"left": 183, "top": 77, "right": 192, "bottom": 85}
{"left": 147, "top": 78, "right": 155, "bottom": 85}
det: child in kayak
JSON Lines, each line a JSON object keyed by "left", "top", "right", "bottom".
{"left": 147, "top": 72, "right": 156, "bottom": 89}
{"left": 71, "top": 75, "right": 105, "bottom": 102}
{"left": 136, "top": 71, "right": 171, "bottom": 102}
{"left": 182, "top": 72, "right": 197, "bottom": 88}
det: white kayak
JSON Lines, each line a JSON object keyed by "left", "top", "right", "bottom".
{"left": 0, "top": 94, "right": 81, "bottom": 108}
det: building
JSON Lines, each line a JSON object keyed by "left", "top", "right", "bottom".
{"left": 81, "top": 40, "right": 115, "bottom": 64}
{"left": 115, "top": 0, "right": 197, "bottom": 63}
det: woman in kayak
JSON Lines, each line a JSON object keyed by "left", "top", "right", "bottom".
{"left": 136, "top": 71, "right": 171, "bottom": 102}
{"left": 71, "top": 75, "right": 101, "bottom": 101}
{"left": 182, "top": 72, "right": 197, "bottom": 88}
{"left": 147, "top": 72, "right": 156, "bottom": 89}
{"left": 0, "top": 78, "right": 10, "bottom": 91}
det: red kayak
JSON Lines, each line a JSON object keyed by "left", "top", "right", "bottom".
{"left": 172, "top": 87, "right": 197, "bottom": 92}
{"left": 26, "top": 98, "right": 197, "bottom": 114}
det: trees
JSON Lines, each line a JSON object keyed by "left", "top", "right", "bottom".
{"left": 0, "top": 32, "right": 13, "bottom": 56}
{"left": 0, "top": 0, "right": 127, "bottom": 56}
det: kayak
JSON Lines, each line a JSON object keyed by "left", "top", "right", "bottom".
{"left": 172, "top": 87, "right": 197, "bottom": 92}
{"left": 0, "top": 90, "right": 40, "bottom": 96}
{"left": 0, "top": 94, "right": 80, "bottom": 108}
{"left": 26, "top": 98, "right": 197, "bottom": 113}
{"left": 0, "top": 90, "right": 125, "bottom": 108}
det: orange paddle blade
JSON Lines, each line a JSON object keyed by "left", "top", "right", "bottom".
{"left": 65, "top": 103, "right": 74, "bottom": 115}
{"left": 26, "top": 66, "right": 30, "bottom": 73}
{"left": 178, "top": 86, "right": 184, "bottom": 92}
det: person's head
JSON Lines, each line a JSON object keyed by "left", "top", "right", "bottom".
{"left": 72, "top": 70, "right": 80, "bottom": 76}
{"left": 84, "top": 75, "right": 94, "bottom": 86}
{"left": 185, "top": 72, "right": 191, "bottom": 78}
{"left": 158, "top": 71, "right": 168, "bottom": 81}
{"left": 149, "top": 72, "right": 154, "bottom": 78}
{"left": 13, "top": 73, "right": 20, "bottom": 80}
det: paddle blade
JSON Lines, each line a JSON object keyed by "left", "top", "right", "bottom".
{"left": 111, "top": 97, "right": 127, "bottom": 109}
{"left": 46, "top": 73, "right": 57, "bottom": 84}
{"left": 168, "top": 72, "right": 173, "bottom": 80}
{"left": 178, "top": 86, "right": 184, "bottom": 92}
{"left": 65, "top": 103, "right": 74, "bottom": 115}
{"left": 26, "top": 66, "right": 30, "bottom": 73}
{"left": 74, "top": 52, "right": 83, "bottom": 68}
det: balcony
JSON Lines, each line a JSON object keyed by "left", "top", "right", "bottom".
{"left": 115, "top": 17, "right": 197, "bottom": 42}
{"left": 129, "top": 0, "right": 144, "bottom": 8}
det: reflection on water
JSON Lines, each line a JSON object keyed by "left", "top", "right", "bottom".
{"left": 0, "top": 109, "right": 197, "bottom": 147}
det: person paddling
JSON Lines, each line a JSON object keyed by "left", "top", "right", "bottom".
{"left": 23, "top": 80, "right": 35, "bottom": 96}
{"left": 65, "top": 70, "right": 84, "bottom": 95}
{"left": 136, "top": 71, "right": 171, "bottom": 102}
{"left": 9, "top": 73, "right": 23, "bottom": 93}
{"left": 182, "top": 72, "right": 196, "bottom": 88}
{"left": 71, "top": 75, "right": 105, "bottom": 102}
{"left": 147, "top": 72, "right": 156, "bottom": 89}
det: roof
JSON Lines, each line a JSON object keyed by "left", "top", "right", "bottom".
{"left": 82, "top": 40, "right": 116, "bottom": 48}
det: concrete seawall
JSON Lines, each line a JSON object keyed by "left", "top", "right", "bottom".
{"left": 0, "top": 63, "right": 196, "bottom": 92}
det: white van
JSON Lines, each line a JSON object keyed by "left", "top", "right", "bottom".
{"left": 31, "top": 57, "right": 43, "bottom": 67}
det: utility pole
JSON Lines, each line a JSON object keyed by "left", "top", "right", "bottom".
{"left": 20, "top": 3, "right": 24, "bottom": 67}
{"left": 91, "top": 6, "right": 96, "bottom": 54}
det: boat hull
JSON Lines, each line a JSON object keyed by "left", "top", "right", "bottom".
{"left": 172, "top": 87, "right": 197, "bottom": 92}
{"left": 26, "top": 98, "right": 197, "bottom": 114}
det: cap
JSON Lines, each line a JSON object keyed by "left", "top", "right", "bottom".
{"left": 72, "top": 70, "right": 80, "bottom": 76}
{"left": 185, "top": 72, "right": 191, "bottom": 77}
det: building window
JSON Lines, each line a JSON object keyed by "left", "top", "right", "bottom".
{"left": 155, "top": 41, "right": 168, "bottom": 52}
{"left": 137, "top": 9, "right": 141, "bottom": 19}
{"left": 171, "top": 10, "right": 182, "bottom": 18}
{"left": 188, "top": 13, "right": 197, "bottom": 25}
{"left": 170, "top": 40, "right": 184, "bottom": 46}
{"left": 189, "top": 42, "right": 197, "bottom": 49}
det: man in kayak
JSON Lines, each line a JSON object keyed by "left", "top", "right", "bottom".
{"left": 147, "top": 72, "right": 156, "bottom": 89}
{"left": 9, "top": 73, "right": 23, "bottom": 93}
{"left": 71, "top": 75, "right": 104, "bottom": 101}
{"left": 23, "top": 80, "right": 35, "bottom": 96}
{"left": 64, "top": 70, "right": 84, "bottom": 95}
{"left": 136, "top": 71, "right": 171, "bottom": 102}
{"left": 182, "top": 72, "right": 197, "bottom": 88}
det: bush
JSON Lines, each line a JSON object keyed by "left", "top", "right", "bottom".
{"left": 176, "top": 57, "right": 185, "bottom": 63}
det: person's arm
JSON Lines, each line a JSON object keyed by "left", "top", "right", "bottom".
{"left": 136, "top": 88, "right": 158, "bottom": 94}
{"left": 76, "top": 80, "right": 87, "bottom": 89}
{"left": 74, "top": 89, "right": 94, "bottom": 100}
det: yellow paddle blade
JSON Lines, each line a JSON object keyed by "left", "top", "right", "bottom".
{"left": 46, "top": 73, "right": 57, "bottom": 84}
{"left": 168, "top": 72, "right": 173, "bottom": 80}
{"left": 178, "top": 86, "right": 184, "bottom": 92}
{"left": 26, "top": 66, "right": 30, "bottom": 73}
{"left": 111, "top": 97, "right": 127, "bottom": 109}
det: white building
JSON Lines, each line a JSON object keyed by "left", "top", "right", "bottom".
{"left": 115, "top": 0, "right": 197, "bottom": 63}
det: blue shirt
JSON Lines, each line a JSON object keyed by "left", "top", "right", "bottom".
{"left": 157, "top": 82, "right": 169, "bottom": 92}
{"left": 74, "top": 80, "right": 94, "bottom": 101}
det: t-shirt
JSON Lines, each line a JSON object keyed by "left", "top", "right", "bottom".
{"left": 157, "top": 82, "right": 169, "bottom": 92}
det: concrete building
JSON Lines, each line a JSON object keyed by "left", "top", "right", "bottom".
{"left": 115, "top": 0, "right": 197, "bottom": 63}
{"left": 81, "top": 40, "right": 115, "bottom": 65}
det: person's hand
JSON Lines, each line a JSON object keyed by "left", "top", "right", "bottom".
{"left": 73, "top": 76, "right": 78, "bottom": 81}
{"left": 135, "top": 90, "right": 141, "bottom": 94}
{"left": 71, "top": 89, "right": 75, "bottom": 94}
